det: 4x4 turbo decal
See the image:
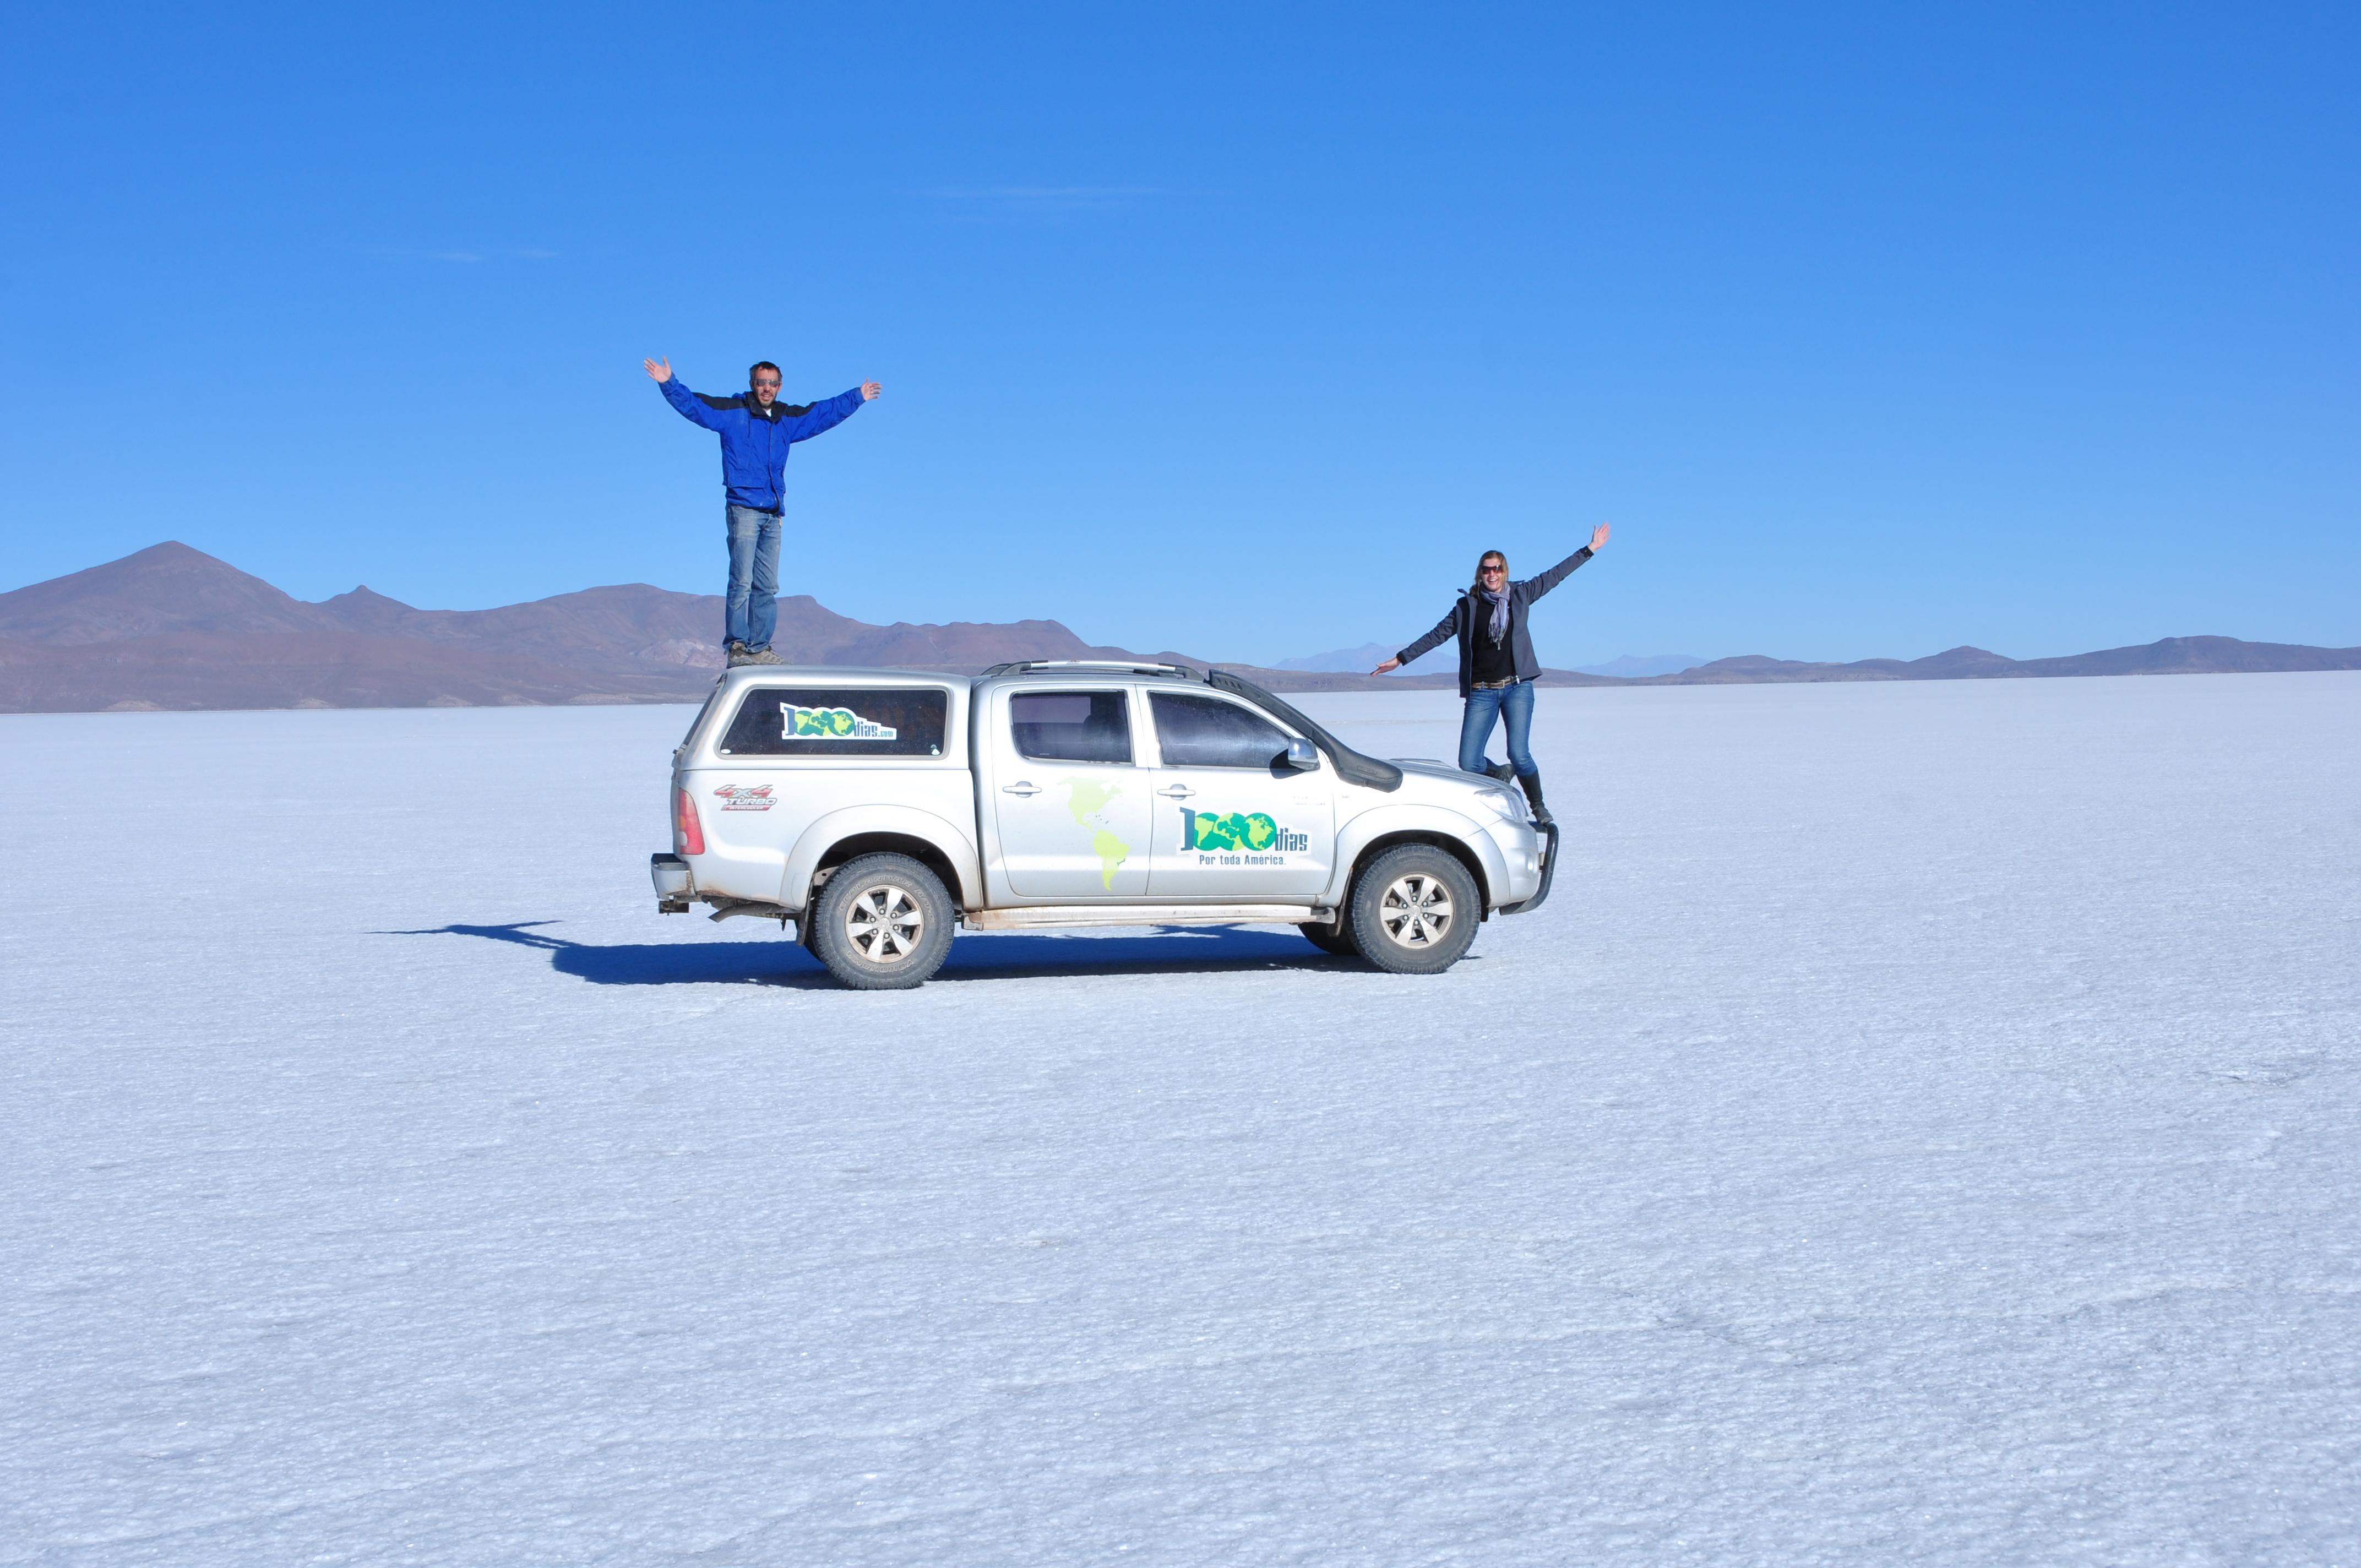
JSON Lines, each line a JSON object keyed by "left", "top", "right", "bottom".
{"left": 1179, "top": 810, "right": 1310, "bottom": 854}
{"left": 713, "top": 784, "right": 775, "bottom": 811}
{"left": 780, "top": 704, "right": 897, "bottom": 741}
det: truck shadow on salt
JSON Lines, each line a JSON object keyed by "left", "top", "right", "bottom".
{"left": 388, "top": 921, "right": 1389, "bottom": 986}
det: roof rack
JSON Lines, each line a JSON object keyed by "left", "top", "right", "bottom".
{"left": 978, "top": 660, "right": 1202, "bottom": 678}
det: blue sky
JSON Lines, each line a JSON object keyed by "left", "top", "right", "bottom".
{"left": 4, "top": 3, "right": 2354, "bottom": 667}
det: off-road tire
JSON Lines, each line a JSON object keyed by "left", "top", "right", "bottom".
{"left": 808, "top": 853, "right": 955, "bottom": 990}
{"left": 1347, "top": 844, "right": 1479, "bottom": 975}
{"left": 1300, "top": 917, "right": 1361, "bottom": 957}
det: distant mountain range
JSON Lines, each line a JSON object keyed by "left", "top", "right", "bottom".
{"left": 1574, "top": 653, "right": 1710, "bottom": 678}
{"left": 1639, "top": 640, "right": 2361, "bottom": 683}
{"left": 0, "top": 543, "right": 2354, "bottom": 713}
{"left": 1275, "top": 642, "right": 1454, "bottom": 676}
{"left": 1278, "top": 643, "right": 1708, "bottom": 680}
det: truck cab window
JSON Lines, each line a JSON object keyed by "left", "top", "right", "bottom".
{"left": 1010, "top": 691, "right": 1131, "bottom": 764}
{"left": 1150, "top": 692, "right": 1289, "bottom": 769}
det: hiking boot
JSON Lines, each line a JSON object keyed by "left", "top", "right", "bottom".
{"left": 1518, "top": 770, "right": 1553, "bottom": 826}
{"left": 740, "top": 646, "right": 785, "bottom": 666}
{"left": 726, "top": 641, "right": 756, "bottom": 668}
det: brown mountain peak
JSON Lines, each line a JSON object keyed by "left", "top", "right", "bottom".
{"left": 0, "top": 540, "right": 329, "bottom": 646}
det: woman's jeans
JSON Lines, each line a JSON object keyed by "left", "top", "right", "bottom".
{"left": 1459, "top": 679, "right": 1536, "bottom": 776}
{"left": 724, "top": 504, "right": 782, "bottom": 650}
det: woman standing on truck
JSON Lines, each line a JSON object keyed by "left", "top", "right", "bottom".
{"left": 1369, "top": 524, "right": 1612, "bottom": 825}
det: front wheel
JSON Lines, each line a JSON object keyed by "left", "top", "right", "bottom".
{"left": 1300, "top": 917, "right": 1361, "bottom": 957}
{"left": 1347, "top": 845, "right": 1479, "bottom": 974}
{"left": 808, "top": 853, "right": 955, "bottom": 989}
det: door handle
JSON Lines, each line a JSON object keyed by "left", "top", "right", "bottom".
{"left": 1157, "top": 786, "right": 1195, "bottom": 799}
{"left": 1003, "top": 781, "right": 1041, "bottom": 797}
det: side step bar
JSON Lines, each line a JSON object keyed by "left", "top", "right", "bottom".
{"left": 964, "top": 904, "right": 1321, "bottom": 932}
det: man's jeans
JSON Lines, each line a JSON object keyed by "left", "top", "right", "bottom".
{"left": 724, "top": 504, "right": 782, "bottom": 650}
{"left": 1458, "top": 678, "right": 1537, "bottom": 776}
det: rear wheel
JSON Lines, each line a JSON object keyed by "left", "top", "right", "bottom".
{"left": 808, "top": 853, "right": 955, "bottom": 989}
{"left": 1347, "top": 845, "right": 1479, "bottom": 974}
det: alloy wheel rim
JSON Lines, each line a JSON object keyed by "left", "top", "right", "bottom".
{"left": 1378, "top": 873, "right": 1453, "bottom": 949}
{"left": 844, "top": 883, "right": 924, "bottom": 963}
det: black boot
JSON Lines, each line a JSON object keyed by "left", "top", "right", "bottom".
{"left": 1487, "top": 760, "right": 1517, "bottom": 782}
{"left": 1518, "top": 770, "right": 1552, "bottom": 825}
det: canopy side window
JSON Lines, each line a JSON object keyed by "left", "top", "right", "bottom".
{"left": 717, "top": 686, "right": 949, "bottom": 757}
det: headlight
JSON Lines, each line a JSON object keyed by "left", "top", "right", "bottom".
{"left": 1475, "top": 786, "right": 1527, "bottom": 825}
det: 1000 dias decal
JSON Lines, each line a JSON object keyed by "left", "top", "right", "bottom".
{"left": 1178, "top": 809, "right": 1310, "bottom": 854}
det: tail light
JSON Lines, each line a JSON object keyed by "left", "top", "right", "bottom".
{"left": 674, "top": 787, "right": 706, "bottom": 856}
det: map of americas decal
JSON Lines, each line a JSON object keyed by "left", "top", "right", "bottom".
{"left": 1061, "top": 778, "right": 1132, "bottom": 889}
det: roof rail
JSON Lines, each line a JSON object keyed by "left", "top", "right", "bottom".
{"left": 978, "top": 660, "right": 1202, "bottom": 678}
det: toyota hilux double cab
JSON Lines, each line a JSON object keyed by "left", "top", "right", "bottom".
{"left": 649, "top": 661, "right": 1558, "bottom": 989}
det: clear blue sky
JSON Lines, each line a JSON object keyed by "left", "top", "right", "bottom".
{"left": 5, "top": 3, "right": 2355, "bottom": 667}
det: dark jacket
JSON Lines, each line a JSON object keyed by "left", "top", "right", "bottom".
{"left": 659, "top": 375, "right": 866, "bottom": 511}
{"left": 1396, "top": 546, "right": 1594, "bottom": 698}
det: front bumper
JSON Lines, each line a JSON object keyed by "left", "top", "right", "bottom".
{"left": 1499, "top": 821, "right": 1560, "bottom": 916}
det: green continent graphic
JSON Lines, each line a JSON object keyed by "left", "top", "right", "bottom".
{"left": 1192, "top": 811, "right": 1279, "bottom": 852}
{"left": 1062, "top": 778, "right": 1131, "bottom": 889}
{"left": 1091, "top": 831, "right": 1128, "bottom": 885}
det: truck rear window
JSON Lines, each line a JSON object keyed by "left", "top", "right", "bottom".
{"left": 717, "top": 687, "right": 950, "bottom": 757}
{"left": 1010, "top": 691, "right": 1131, "bottom": 763}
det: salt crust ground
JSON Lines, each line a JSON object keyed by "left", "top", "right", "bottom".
{"left": 4, "top": 674, "right": 2358, "bottom": 1566}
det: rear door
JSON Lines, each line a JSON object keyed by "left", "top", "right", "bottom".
{"left": 991, "top": 687, "right": 1153, "bottom": 898}
{"left": 1142, "top": 690, "right": 1336, "bottom": 899}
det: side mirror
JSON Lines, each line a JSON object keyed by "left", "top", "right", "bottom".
{"left": 1284, "top": 738, "right": 1321, "bottom": 771}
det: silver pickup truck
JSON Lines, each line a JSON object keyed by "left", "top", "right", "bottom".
{"left": 650, "top": 661, "right": 1558, "bottom": 988}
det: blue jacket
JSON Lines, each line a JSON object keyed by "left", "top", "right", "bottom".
{"left": 1396, "top": 546, "right": 1593, "bottom": 697}
{"left": 658, "top": 375, "right": 866, "bottom": 512}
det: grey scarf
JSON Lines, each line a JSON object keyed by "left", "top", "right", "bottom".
{"left": 1474, "top": 585, "right": 1510, "bottom": 645}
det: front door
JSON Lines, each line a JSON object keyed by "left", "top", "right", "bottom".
{"left": 1143, "top": 690, "right": 1336, "bottom": 899}
{"left": 993, "top": 688, "right": 1153, "bottom": 899}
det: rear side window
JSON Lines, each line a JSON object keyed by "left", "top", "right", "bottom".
{"left": 1010, "top": 691, "right": 1130, "bottom": 763}
{"left": 1151, "top": 692, "right": 1291, "bottom": 769}
{"left": 718, "top": 687, "right": 950, "bottom": 757}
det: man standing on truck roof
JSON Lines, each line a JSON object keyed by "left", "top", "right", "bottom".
{"left": 644, "top": 356, "right": 882, "bottom": 667}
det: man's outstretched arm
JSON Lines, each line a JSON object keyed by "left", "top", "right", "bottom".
{"left": 779, "top": 382, "right": 882, "bottom": 442}
{"left": 645, "top": 357, "right": 730, "bottom": 431}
